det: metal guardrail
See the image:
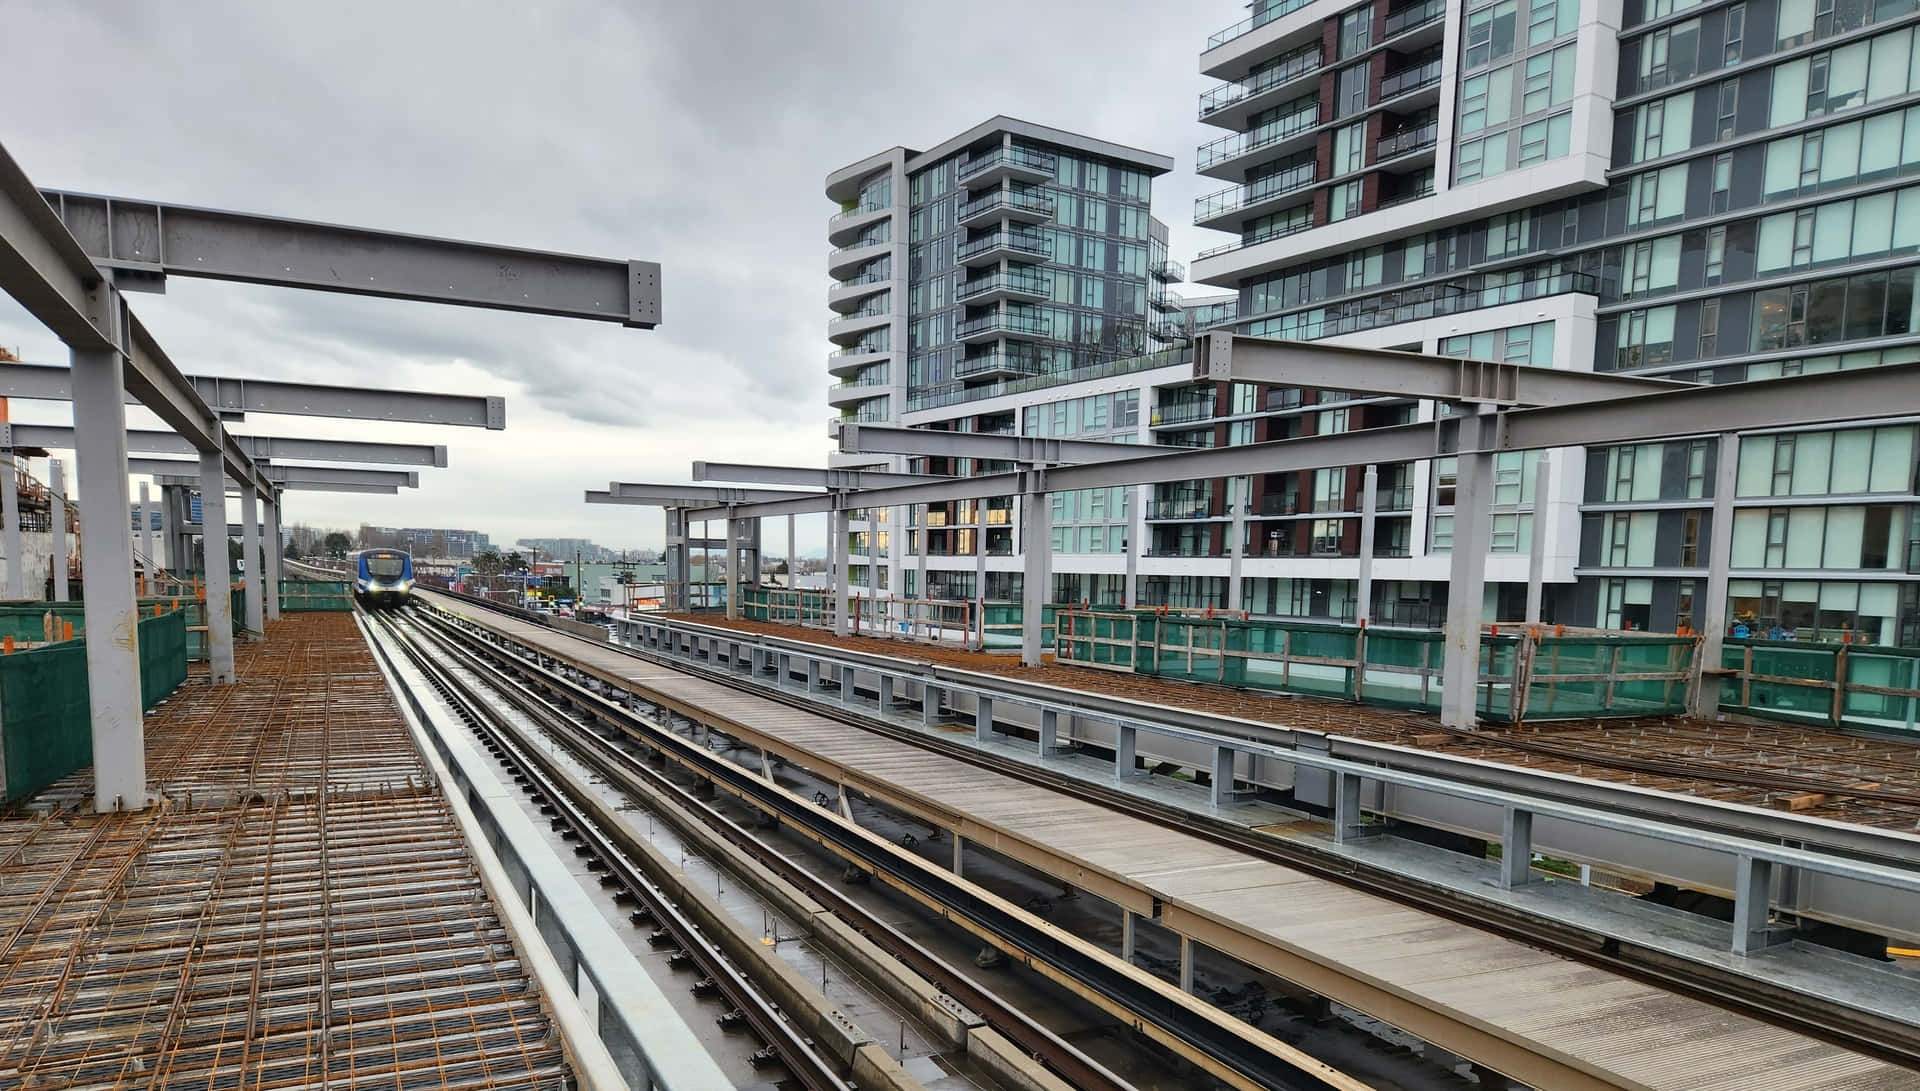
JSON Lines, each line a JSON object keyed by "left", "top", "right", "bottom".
{"left": 607, "top": 611, "right": 1920, "bottom": 954}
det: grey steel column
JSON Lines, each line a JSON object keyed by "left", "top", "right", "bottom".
{"left": 1020, "top": 480, "right": 1052, "bottom": 668}
{"left": 832, "top": 505, "right": 851, "bottom": 636}
{"left": 786, "top": 512, "right": 795, "bottom": 587}
{"left": 1439, "top": 407, "right": 1498, "bottom": 729}
{"left": 1227, "top": 477, "right": 1246, "bottom": 611}
{"left": 198, "top": 449, "right": 236, "bottom": 684}
{"left": 238, "top": 484, "right": 265, "bottom": 635}
{"left": 262, "top": 494, "right": 283, "bottom": 621}
{"left": 665, "top": 508, "right": 688, "bottom": 612}
{"left": 866, "top": 507, "right": 880, "bottom": 627}
{"left": 914, "top": 504, "right": 927, "bottom": 604}
{"left": 158, "top": 484, "right": 177, "bottom": 572}
{"left": 747, "top": 518, "right": 762, "bottom": 585}
{"left": 1690, "top": 432, "right": 1740, "bottom": 717}
{"left": 1357, "top": 464, "right": 1378, "bottom": 624}
{"left": 1525, "top": 454, "right": 1551, "bottom": 624}
{"left": 49, "top": 459, "right": 69, "bottom": 601}
{"left": 72, "top": 341, "right": 147, "bottom": 813}
{"left": 138, "top": 481, "right": 156, "bottom": 578}
{"left": 724, "top": 514, "right": 739, "bottom": 621}
{"left": 1124, "top": 486, "right": 1140, "bottom": 609}
{"left": 0, "top": 456, "right": 21, "bottom": 599}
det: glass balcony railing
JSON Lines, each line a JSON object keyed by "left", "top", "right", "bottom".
{"left": 828, "top": 203, "right": 889, "bottom": 227}
{"left": 1195, "top": 214, "right": 1315, "bottom": 259}
{"left": 1272, "top": 272, "right": 1601, "bottom": 341}
{"left": 1376, "top": 120, "right": 1440, "bottom": 159}
{"left": 1146, "top": 498, "right": 1215, "bottom": 520}
{"left": 956, "top": 269, "right": 1050, "bottom": 301}
{"left": 957, "top": 188, "right": 1054, "bottom": 222}
{"left": 958, "top": 146, "right": 1057, "bottom": 182}
{"left": 1197, "top": 106, "right": 1319, "bottom": 170}
{"left": 1194, "top": 160, "right": 1316, "bottom": 221}
{"left": 1374, "top": 484, "right": 1416, "bottom": 511}
{"left": 955, "top": 311, "right": 1049, "bottom": 340}
{"left": 955, "top": 350, "right": 1046, "bottom": 379}
{"left": 1153, "top": 399, "right": 1217, "bottom": 426}
{"left": 1198, "top": 45, "right": 1322, "bottom": 118}
{"left": 1379, "top": 59, "right": 1443, "bottom": 100}
{"left": 1206, "top": 0, "right": 1314, "bottom": 49}
{"left": 1151, "top": 257, "right": 1186, "bottom": 281}
{"left": 1384, "top": 0, "right": 1446, "bottom": 37}
{"left": 830, "top": 237, "right": 890, "bottom": 259}
{"left": 957, "top": 229, "right": 1051, "bottom": 262}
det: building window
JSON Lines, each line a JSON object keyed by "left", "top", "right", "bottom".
{"left": 1339, "top": 6, "right": 1373, "bottom": 57}
{"left": 1616, "top": 305, "right": 1677, "bottom": 369}
{"left": 1736, "top": 425, "right": 1917, "bottom": 497}
{"left": 1710, "top": 153, "right": 1732, "bottom": 213}
{"left": 1723, "top": 3, "right": 1745, "bottom": 65}
{"left": 1633, "top": 90, "right": 1695, "bottom": 162}
{"left": 1626, "top": 163, "right": 1687, "bottom": 226}
{"left": 1328, "top": 179, "right": 1365, "bottom": 222}
{"left": 1699, "top": 298, "right": 1720, "bottom": 356}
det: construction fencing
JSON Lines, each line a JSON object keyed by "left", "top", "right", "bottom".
{"left": 0, "top": 607, "right": 190, "bottom": 803}
{"left": 1055, "top": 609, "right": 1698, "bottom": 723}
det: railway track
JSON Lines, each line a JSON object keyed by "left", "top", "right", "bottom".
{"left": 415, "top": 592, "right": 1920, "bottom": 1072}
{"left": 381, "top": 603, "right": 1384, "bottom": 1091}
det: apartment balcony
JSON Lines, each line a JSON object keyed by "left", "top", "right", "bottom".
{"left": 1193, "top": 160, "right": 1315, "bottom": 229}
{"left": 1145, "top": 498, "right": 1216, "bottom": 521}
{"left": 1196, "top": 104, "right": 1319, "bottom": 182}
{"left": 1372, "top": 484, "right": 1416, "bottom": 512}
{"left": 827, "top": 376, "right": 888, "bottom": 408}
{"left": 1258, "top": 493, "right": 1303, "bottom": 517}
{"left": 827, "top": 271, "right": 890, "bottom": 313}
{"left": 1197, "top": 44, "right": 1322, "bottom": 130}
{"left": 957, "top": 228, "right": 1051, "bottom": 267}
{"left": 1378, "top": 57, "right": 1444, "bottom": 106}
{"left": 1151, "top": 257, "right": 1186, "bottom": 282}
{"left": 827, "top": 238, "right": 893, "bottom": 279}
{"left": 1150, "top": 398, "right": 1218, "bottom": 427}
{"left": 1382, "top": 0, "right": 1447, "bottom": 47}
{"left": 955, "top": 349, "right": 1046, "bottom": 381}
{"left": 1375, "top": 119, "right": 1440, "bottom": 163}
{"left": 826, "top": 205, "right": 891, "bottom": 248}
{"left": 955, "top": 309, "right": 1049, "bottom": 345}
{"left": 956, "top": 188, "right": 1054, "bottom": 227}
{"left": 957, "top": 146, "right": 1057, "bottom": 187}
{"left": 1195, "top": 215, "right": 1315, "bottom": 262}
{"left": 1200, "top": 0, "right": 1322, "bottom": 81}
{"left": 1146, "top": 545, "right": 1230, "bottom": 558}
{"left": 826, "top": 307, "right": 891, "bottom": 345}
{"left": 1149, "top": 316, "right": 1191, "bottom": 342}
{"left": 956, "top": 268, "right": 1050, "bottom": 305}
{"left": 827, "top": 343, "right": 891, "bottom": 377}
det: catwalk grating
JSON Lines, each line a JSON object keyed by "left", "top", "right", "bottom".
{"left": 671, "top": 614, "right": 1920, "bottom": 831}
{"left": 0, "top": 612, "right": 572, "bottom": 1090}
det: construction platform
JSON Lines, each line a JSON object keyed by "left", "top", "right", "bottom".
{"left": 433, "top": 595, "right": 1918, "bottom": 1090}
{"left": 0, "top": 612, "right": 573, "bottom": 1090}
{"left": 665, "top": 614, "right": 1920, "bottom": 832}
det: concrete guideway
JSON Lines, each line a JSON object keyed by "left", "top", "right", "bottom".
{"left": 423, "top": 590, "right": 1919, "bottom": 1091}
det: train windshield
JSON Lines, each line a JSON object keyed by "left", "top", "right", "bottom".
{"left": 367, "top": 553, "right": 407, "bottom": 578}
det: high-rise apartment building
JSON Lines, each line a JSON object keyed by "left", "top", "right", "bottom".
{"left": 824, "top": 8, "right": 1920, "bottom": 643}
{"left": 826, "top": 118, "right": 1180, "bottom": 601}
{"left": 1188, "top": 0, "right": 1920, "bottom": 642}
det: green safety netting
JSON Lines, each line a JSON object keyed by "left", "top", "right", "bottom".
{"left": 0, "top": 607, "right": 192, "bottom": 803}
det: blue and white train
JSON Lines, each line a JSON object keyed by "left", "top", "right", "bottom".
{"left": 352, "top": 549, "right": 415, "bottom": 609}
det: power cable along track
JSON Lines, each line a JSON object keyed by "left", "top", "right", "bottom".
{"left": 385, "top": 604, "right": 1427, "bottom": 1090}
{"left": 412, "top": 592, "right": 1920, "bottom": 1089}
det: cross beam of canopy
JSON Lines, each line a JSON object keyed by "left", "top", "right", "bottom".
{"left": 0, "top": 359, "right": 505, "bottom": 428}
{"left": 1194, "top": 331, "right": 1698, "bottom": 406}
{"left": 4, "top": 424, "right": 448, "bottom": 467}
{"left": 41, "top": 188, "right": 661, "bottom": 328}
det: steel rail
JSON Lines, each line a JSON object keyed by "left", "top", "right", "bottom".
{"left": 397, "top": 605, "right": 1138, "bottom": 1091}
{"left": 371, "top": 611, "right": 854, "bottom": 1091}
{"left": 424, "top": 594, "right": 1920, "bottom": 1069}
{"left": 409, "top": 603, "right": 1364, "bottom": 1091}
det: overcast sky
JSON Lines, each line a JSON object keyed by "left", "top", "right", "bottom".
{"left": 0, "top": 0, "right": 1233, "bottom": 553}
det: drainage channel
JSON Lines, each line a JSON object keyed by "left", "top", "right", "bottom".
{"left": 405, "top": 602, "right": 1505, "bottom": 1091}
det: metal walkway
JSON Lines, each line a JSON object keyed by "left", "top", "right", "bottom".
{"left": 0, "top": 613, "right": 573, "bottom": 1091}
{"left": 427, "top": 592, "right": 1918, "bottom": 1091}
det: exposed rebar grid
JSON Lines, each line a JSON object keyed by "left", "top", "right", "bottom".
{"left": 0, "top": 612, "right": 572, "bottom": 1090}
